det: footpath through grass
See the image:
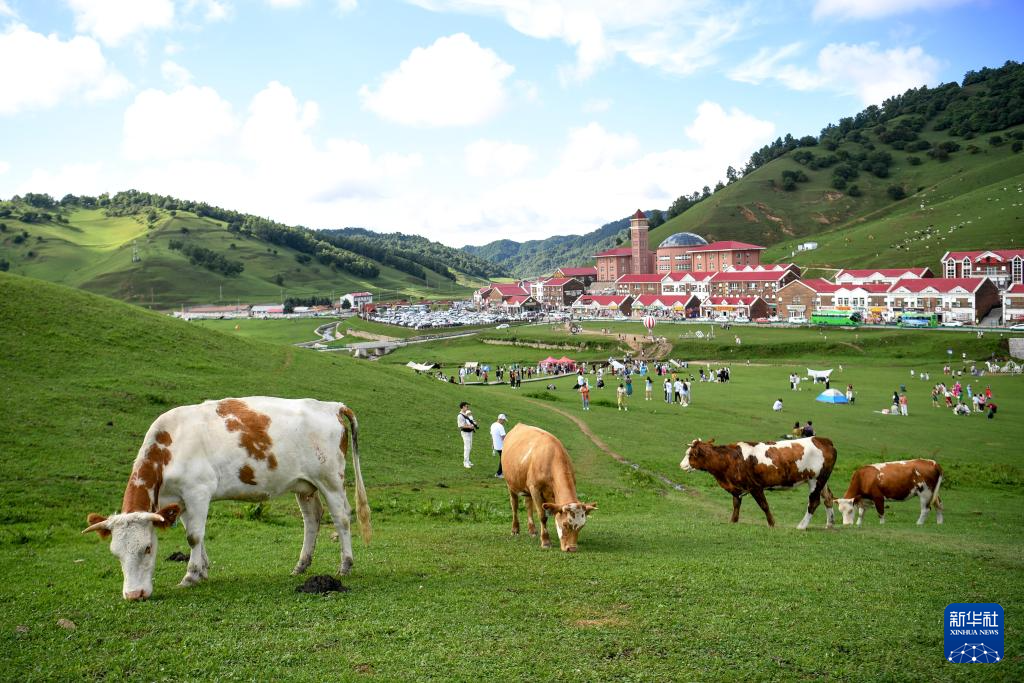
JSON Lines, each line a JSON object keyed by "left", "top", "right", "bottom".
{"left": 1, "top": 272, "right": 1022, "bottom": 681}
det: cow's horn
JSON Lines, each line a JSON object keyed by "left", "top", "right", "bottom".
{"left": 82, "top": 520, "right": 110, "bottom": 534}
{"left": 142, "top": 513, "right": 166, "bottom": 524}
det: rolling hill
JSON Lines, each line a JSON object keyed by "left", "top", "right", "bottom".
{"left": 467, "top": 61, "right": 1024, "bottom": 278}
{"left": 0, "top": 191, "right": 506, "bottom": 307}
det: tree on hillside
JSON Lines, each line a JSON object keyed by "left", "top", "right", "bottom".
{"left": 648, "top": 209, "right": 665, "bottom": 229}
{"left": 726, "top": 166, "right": 739, "bottom": 183}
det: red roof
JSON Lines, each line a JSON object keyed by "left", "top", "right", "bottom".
{"left": 573, "top": 295, "right": 631, "bottom": 306}
{"left": 662, "top": 270, "right": 716, "bottom": 282}
{"left": 710, "top": 270, "right": 792, "bottom": 283}
{"left": 490, "top": 284, "right": 528, "bottom": 296}
{"left": 942, "top": 249, "right": 1024, "bottom": 262}
{"left": 557, "top": 266, "right": 598, "bottom": 276}
{"left": 836, "top": 268, "right": 932, "bottom": 279}
{"left": 616, "top": 274, "right": 663, "bottom": 283}
{"left": 686, "top": 240, "right": 765, "bottom": 252}
{"left": 633, "top": 209, "right": 646, "bottom": 220}
{"left": 791, "top": 278, "right": 839, "bottom": 293}
{"left": 543, "top": 277, "right": 579, "bottom": 287}
{"left": 595, "top": 247, "right": 633, "bottom": 257}
{"left": 840, "top": 283, "right": 891, "bottom": 294}
{"left": 635, "top": 294, "right": 699, "bottom": 307}
{"left": 888, "top": 277, "right": 989, "bottom": 294}
{"left": 347, "top": 291, "right": 373, "bottom": 297}
{"left": 502, "top": 295, "right": 533, "bottom": 305}
{"left": 1006, "top": 283, "right": 1024, "bottom": 294}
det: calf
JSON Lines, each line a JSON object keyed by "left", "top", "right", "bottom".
{"left": 84, "top": 397, "right": 371, "bottom": 600}
{"left": 501, "top": 424, "right": 596, "bottom": 552}
{"left": 836, "top": 459, "right": 944, "bottom": 525}
{"left": 680, "top": 437, "right": 837, "bottom": 529}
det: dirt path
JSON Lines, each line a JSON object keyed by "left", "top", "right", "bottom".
{"left": 528, "top": 400, "right": 687, "bottom": 493}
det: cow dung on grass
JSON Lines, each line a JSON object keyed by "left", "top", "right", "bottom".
{"left": 296, "top": 575, "right": 349, "bottom": 594}
{"left": 166, "top": 551, "right": 188, "bottom": 562}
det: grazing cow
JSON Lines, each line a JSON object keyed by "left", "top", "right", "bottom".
{"left": 83, "top": 397, "right": 370, "bottom": 600}
{"left": 836, "top": 459, "right": 943, "bottom": 526}
{"left": 680, "top": 437, "right": 837, "bottom": 529}
{"left": 501, "top": 424, "right": 596, "bottom": 552}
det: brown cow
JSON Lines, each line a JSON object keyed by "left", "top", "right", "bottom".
{"left": 836, "top": 459, "right": 944, "bottom": 526}
{"left": 501, "top": 424, "right": 596, "bottom": 552}
{"left": 680, "top": 437, "right": 837, "bottom": 529}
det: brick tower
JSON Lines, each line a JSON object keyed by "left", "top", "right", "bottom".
{"left": 629, "top": 209, "right": 650, "bottom": 274}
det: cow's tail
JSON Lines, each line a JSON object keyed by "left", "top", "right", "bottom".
{"left": 340, "top": 405, "right": 372, "bottom": 545}
{"left": 930, "top": 464, "right": 943, "bottom": 510}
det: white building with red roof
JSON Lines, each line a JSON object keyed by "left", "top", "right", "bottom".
{"left": 631, "top": 294, "right": 701, "bottom": 318}
{"left": 553, "top": 266, "right": 598, "bottom": 288}
{"left": 340, "top": 291, "right": 373, "bottom": 310}
{"left": 660, "top": 271, "right": 716, "bottom": 297}
{"left": 1003, "top": 283, "right": 1024, "bottom": 323}
{"left": 941, "top": 249, "right": 1024, "bottom": 289}
{"left": 474, "top": 283, "right": 528, "bottom": 308}
{"left": 886, "top": 277, "right": 999, "bottom": 323}
{"left": 707, "top": 268, "right": 800, "bottom": 309}
{"left": 539, "top": 277, "right": 586, "bottom": 308}
{"left": 570, "top": 294, "right": 634, "bottom": 317}
{"left": 700, "top": 296, "right": 769, "bottom": 320}
{"left": 499, "top": 295, "right": 541, "bottom": 314}
{"left": 834, "top": 267, "right": 934, "bottom": 286}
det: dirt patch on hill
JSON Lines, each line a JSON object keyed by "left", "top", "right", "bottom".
{"left": 811, "top": 213, "right": 831, "bottom": 225}
{"left": 824, "top": 191, "right": 844, "bottom": 201}
{"left": 756, "top": 202, "right": 784, "bottom": 223}
{"left": 738, "top": 206, "right": 759, "bottom": 223}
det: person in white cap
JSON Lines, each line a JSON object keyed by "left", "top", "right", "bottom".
{"left": 490, "top": 413, "right": 508, "bottom": 478}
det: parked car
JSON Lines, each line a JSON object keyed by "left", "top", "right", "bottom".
{"left": 733, "top": 316, "right": 750, "bottom": 323}
{"left": 495, "top": 323, "right": 510, "bottom": 329}
{"left": 787, "top": 316, "right": 808, "bottom": 324}
{"left": 939, "top": 320, "right": 964, "bottom": 327}
{"left": 1008, "top": 323, "right": 1024, "bottom": 330}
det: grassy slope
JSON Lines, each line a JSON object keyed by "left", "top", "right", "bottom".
{"left": 1, "top": 272, "right": 1022, "bottom": 680}
{"left": 649, "top": 123, "right": 1024, "bottom": 274}
{"left": 0, "top": 208, "right": 478, "bottom": 306}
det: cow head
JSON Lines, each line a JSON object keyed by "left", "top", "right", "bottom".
{"left": 680, "top": 438, "right": 713, "bottom": 472}
{"left": 83, "top": 505, "right": 180, "bottom": 600}
{"left": 541, "top": 502, "right": 597, "bottom": 552}
{"left": 835, "top": 498, "right": 858, "bottom": 525}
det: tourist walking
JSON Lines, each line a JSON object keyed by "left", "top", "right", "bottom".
{"left": 845, "top": 384, "right": 855, "bottom": 405}
{"left": 617, "top": 383, "right": 628, "bottom": 411}
{"left": 899, "top": 393, "right": 909, "bottom": 416}
{"left": 663, "top": 377, "right": 672, "bottom": 404}
{"left": 490, "top": 414, "right": 507, "bottom": 478}
{"left": 580, "top": 382, "right": 591, "bottom": 411}
{"left": 457, "top": 402, "right": 477, "bottom": 468}
{"left": 645, "top": 376, "right": 653, "bottom": 401}
{"left": 625, "top": 376, "right": 633, "bottom": 397}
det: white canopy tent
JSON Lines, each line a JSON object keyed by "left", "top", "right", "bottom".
{"left": 806, "top": 368, "right": 833, "bottom": 382}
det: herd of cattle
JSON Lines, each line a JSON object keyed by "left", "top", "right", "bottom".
{"left": 83, "top": 397, "right": 943, "bottom": 600}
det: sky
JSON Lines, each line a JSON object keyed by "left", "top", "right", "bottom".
{"left": 0, "top": 1, "right": 1021, "bottom": 247}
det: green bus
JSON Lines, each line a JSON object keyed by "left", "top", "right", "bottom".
{"left": 811, "top": 310, "right": 862, "bottom": 327}
{"left": 899, "top": 311, "right": 938, "bottom": 328}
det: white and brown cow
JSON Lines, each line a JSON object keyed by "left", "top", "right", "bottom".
{"left": 836, "top": 459, "right": 944, "bottom": 526}
{"left": 83, "top": 397, "right": 371, "bottom": 600}
{"left": 501, "top": 424, "right": 596, "bottom": 552}
{"left": 680, "top": 437, "right": 837, "bottom": 529}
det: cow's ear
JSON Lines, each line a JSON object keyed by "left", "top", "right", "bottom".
{"left": 583, "top": 503, "right": 597, "bottom": 514}
{"left": 153, "top": 504, "right": 181, "bottom": 530}
{"left": 83, "top": 513, "right": 111, "bottom": 539}
{"left": 542, "top": 502, "right": 560, "bottom": 512}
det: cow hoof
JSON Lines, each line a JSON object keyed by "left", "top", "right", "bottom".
{"left": 178, "top": 575, "right": 200, "bottom": 588}
{"left": 291, "top": 565, "right": 309, "bottom": 576}
{"left": 541, "top": 541, "right": 551, "bottom": 549}
{"left": 340, "top": 558, "right": 353, "bottom": 575}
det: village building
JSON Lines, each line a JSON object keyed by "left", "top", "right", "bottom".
{"left": 707, "top": 268, "right": 800, "bottom": 310}
{"left": 593, "top": 210, "right": 656, "bottom": 285}
{"left": 940, "top": 249, "right": 1024, "bottom": 289}
{"left": 887, "top": 277, "right": 999, "bottom": 324}
{"left": 251, "top": 304, "right": 286, "bottom": 317}
{"left": 340, "top": 291, "right": 373, "bottom": 311}
{"left": 660, "top": 271, "right": 716, "bottom": 298}
{"left": 615, "top": 273, "right": 663, "bottom": 297}
{"left": 176, "top": 304, "right": 251, "bottom": 320}
{"left": 1003, "top": 283, "right": 1024, "bottom": 323}
{"left": 700, "top": 296, "right": 769, "bottom": 320}
{"left": 834, "top": 268, "right": 933, "bottom": 286}
{"left": 775, "top": 279, "right": 837, "bottom": 319}
{"left": 630, "top": 294, "right": 701, "bottom": 318}
{"left": 569, "top": 294, "right": 634, "bottom": 317}
{"left": 661, "top": 240, "right": 765, "bottom": 273}
{"left": 539, "top": 277, "right": 586, "bottom": 308}
{"left": 474, "top": 283, "right": 528, "bottom": 308}
{"left": 553, "top": 266, "right": 598, "bottom": 288}
{"left": 499, "top": 295, "right": 541, "bottom": 314}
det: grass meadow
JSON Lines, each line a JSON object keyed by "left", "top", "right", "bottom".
{"left": 1, "top": 272, "right": 1022, "bottom": 681}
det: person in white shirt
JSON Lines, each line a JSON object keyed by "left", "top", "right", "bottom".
{"left": 457, "top": 402, "right": 477, "bottom": 468}
{"left": 772, "top": 398, "right": 784, "bottom": 412}
{"left": 673, "top": 379, "right": 684, "bottom": 405}
{"left": 490, "top": 414, "right": 508, "bottom": 478}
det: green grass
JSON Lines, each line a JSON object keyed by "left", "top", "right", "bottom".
{"left": 1, "top": 271, "right": 1022, "bottom": 680}
{"left": 190, "top": 317, "right": 340, "bottom": 345}
{"left": 649, "top": 123, "right": 1024, "bottom": 275}
{"left": 0, "top": 208, "right": 480, "bottom": 306}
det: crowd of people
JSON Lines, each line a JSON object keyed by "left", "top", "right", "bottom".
{"left": 931, "top": 381, "right": 997, "bottom": 418}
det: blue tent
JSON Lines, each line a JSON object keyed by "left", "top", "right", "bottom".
{"left": 816, "top": 388, "right": 848, "bottom": 404}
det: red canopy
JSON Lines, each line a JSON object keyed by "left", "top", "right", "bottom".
{"left": 540, "top": 356, "right": 559, "bottom": 365}
{"left": 557, "top": 356, "right": 574, "bottom": 364}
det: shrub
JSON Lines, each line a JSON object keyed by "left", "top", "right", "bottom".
{"left": 781, "top": 177, "right": 797, "bottom": 191}
{"left": 887, "top": 185, "right": 907, "bottom": 200}
{"left": 907, "top": 156, "right": 922, "bottom": 165}
{"left": 831, "top": 176, "right": 847, "bottom": 190}
{"left": 847, "top": 185, "right": 862, "bottom": 197}
{"left": 1012, "top": 141, "right": 1023, "bottom": 153}
{"left": 988, "top": 135, "right": 1004, "bottom": 147}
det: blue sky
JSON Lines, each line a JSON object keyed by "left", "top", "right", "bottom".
{"left": 0, "top": 0, "right": 1021, "bottom": 246}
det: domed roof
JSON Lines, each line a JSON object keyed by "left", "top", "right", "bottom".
{"left": 659, "top": 232, "right": 708, "bottom": 248}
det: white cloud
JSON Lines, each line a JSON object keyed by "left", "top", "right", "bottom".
{"left": 729, "top": 42, "right": 941, "bottom": 104}
{"left": 0, "top": 24, "right": 130, "bottom": 116}
{"left": 240, "top": 81, "right": 318, "bottom": 163}
{"left": 18, "top": 162, "right": 109, "bottom": 197}
{"left": 122, "top": 85, "right": 237, "bottom": 161}
{"left": 407, "top": 1, "right": 749, "bottom": 80}
{"left": 559, "top": 123, "right": 638, "bottom": 171}
{"left": 0, "top": 160, "right": 10, "bottom": 174}
{"left": 160, "top": 60, "right": 192, "bottom": 87}
{"left": 465, "top": 140, "right": 535, "bottom": 177}
{"left": 336, "top": 0, "right": 358, "bottom": 12}
{"left": 813, "top": 0, "right": 974, "bottom": 21}
{"left": 185, "top": 0, "right": 231, "bottom": 22}
{"left": 582, "top": 98, "right": 611, "bottom": 113}
{"left": 359, "top": 33, "right": 515, "bottom": 127}
{"left": 0, "top": 1, "right": 15, "bottom": 18}
{"left": 67, "top": 0, "right": 175, "bottom": 46}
